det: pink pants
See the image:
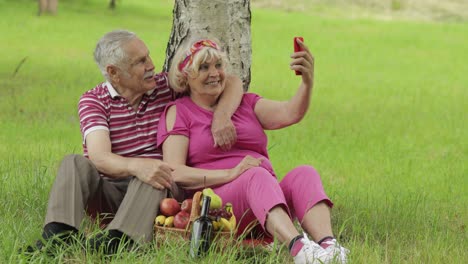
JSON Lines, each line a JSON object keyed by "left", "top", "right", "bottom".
{"left": 212, "top": 165, "right": 333, "bottom": 237}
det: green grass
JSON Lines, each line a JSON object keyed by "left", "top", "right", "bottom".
{"left": 1, "top": 0, "right": 467, "bottom": 263}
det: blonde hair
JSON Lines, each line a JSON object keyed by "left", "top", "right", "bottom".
{"left": 169, "top": 38, "right": 229, "bottom": 93}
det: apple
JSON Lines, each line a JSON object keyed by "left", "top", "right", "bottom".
{"left": 181, "top": 198, "right": 193, "bottom": 214}
{"left": 174, "top": 210, "right": 190, "bottom": 229}
{"left": 159, "top": 198, "right": 181, "bottom": 216}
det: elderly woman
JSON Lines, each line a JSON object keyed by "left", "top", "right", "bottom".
{"left": 157, "top": 38, "right": 348, "bottom": 264}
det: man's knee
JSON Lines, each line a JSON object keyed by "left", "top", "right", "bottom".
{"left": 61, "top": 154, "right": 91, "bottom": 167}
{"left": 58, "top": 154, "right": 98, "bottom": 182}
{"left": 128, "top": 177, "right": 168, "bottom": 198}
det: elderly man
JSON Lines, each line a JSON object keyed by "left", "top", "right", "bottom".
{"left": 26, "top": 30, "right": 242, "bottom": 254}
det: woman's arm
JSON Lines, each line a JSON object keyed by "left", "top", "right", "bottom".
{"left": 162, "top": 105, "right": 262, "bottom": 190}
{"left": 254, "top": 40, "right": 314, "bottom": 130}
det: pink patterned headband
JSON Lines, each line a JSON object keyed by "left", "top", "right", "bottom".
{"left": 178, "top": 39, "right": 220, "bottom": 71}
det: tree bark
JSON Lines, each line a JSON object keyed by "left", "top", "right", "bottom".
{"left": 38, "top": 0, "right": 58, "bottom": 15}
{"left": 109, "top": 0, "right": 116, "bottom": 10}
{"left": 164, "top": 0, "right": 252, "bottom": 91}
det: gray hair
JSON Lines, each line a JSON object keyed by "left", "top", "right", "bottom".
{"left": 94, "top": 30, "right": 137, "bottom": 80}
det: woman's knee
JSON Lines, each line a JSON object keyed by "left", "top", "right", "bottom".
{"left": 237, "top": 167, "right": 277, "bottom": 186}
{"left": 298, "top": 165, "right": 319, "bottom": 176}
{"left": 220, "top": 167, "right": 278, "bottom": 202}
{"left": 219, "top": 167, "right": 279, "bottom": 193}
{"left": 283, "top": 165, "right": 323, "bottom": 184}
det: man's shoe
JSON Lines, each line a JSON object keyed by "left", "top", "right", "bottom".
{"left": 88, "top": 229, "right": 134, "bottom": 255}
{"left": 22, "top": 239, "right": 46, "bottom": 255}
{"left": 21, "top": 231, "right": 79, "bottom": 256}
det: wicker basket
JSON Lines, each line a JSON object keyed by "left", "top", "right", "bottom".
{"left": 154, "top": 191, "right": 234, "bottom": 242}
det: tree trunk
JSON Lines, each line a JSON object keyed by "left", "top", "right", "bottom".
{"left": 164, "top": 0, "right": 252, "bottom": 91}
{"left": 38, "top": 0, "right": 58, "bottom": 15}
{"left": 109, "top": 0, "right": 116, "bottom": 10}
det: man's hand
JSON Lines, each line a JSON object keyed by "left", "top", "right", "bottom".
{"left": 128, "top": 158, "right": 174, "bottom": 190}
{"left": 212, "top": 111, "right": 237, "bottom": 151}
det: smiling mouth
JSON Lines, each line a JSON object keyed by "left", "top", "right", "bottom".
{"left": 144, "top": 72, "right": 155, "bottom": 80}
{"left": 206, "top": 80, "right": 220, "bottom": 85}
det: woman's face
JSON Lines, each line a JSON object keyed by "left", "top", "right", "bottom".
{"left": 187, "top": 57, "right": 225, "bottom": 99}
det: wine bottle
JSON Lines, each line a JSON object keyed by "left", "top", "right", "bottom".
{"left": 189, "top": 195, "right": 213, "bottom": 258}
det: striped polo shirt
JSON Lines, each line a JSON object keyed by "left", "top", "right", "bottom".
{"left": 78, "top": 72, "right": 174, "bottom": 163}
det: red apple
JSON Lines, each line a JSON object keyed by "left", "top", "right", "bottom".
{"left": 174, "top": 210, "right": 190, "bottom": 229}
{"left": 181, "top": 198, "right": 193, "bottom": 214}
{"left": 159, "top": 198, "right": 181, "bottom": 216}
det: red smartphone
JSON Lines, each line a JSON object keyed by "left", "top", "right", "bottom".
{"left": 294, "top": 37, "right": 304, "bottom": 75}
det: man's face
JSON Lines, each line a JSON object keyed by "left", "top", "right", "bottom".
{"left": 117, "top": 38, "right": 156, "bottom": 94}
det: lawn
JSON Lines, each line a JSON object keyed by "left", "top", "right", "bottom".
{"left": 0, "top": 0, "right": 466, "bottom": 263}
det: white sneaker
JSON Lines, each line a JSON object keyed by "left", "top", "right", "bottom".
{"left": 294, "top": 233, "right": 330, "bottom": 264}
{"left": 322, "top": 239, "right": 350, "bottom": 263}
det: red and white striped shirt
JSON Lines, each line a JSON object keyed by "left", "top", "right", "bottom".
{"left": 78, "top": 72, "right": 173, "bottom": 163}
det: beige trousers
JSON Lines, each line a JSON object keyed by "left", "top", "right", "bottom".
{"left": 44, "top": 154, "right": 182, "bottom": 243}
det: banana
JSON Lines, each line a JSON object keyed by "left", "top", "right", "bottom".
{"left": 229, "top": 214, "right": 236, "bottom": 229}
{"left": 164, "top": 216, "right": 174, "bottom": 227}
{"left": 225, "top": 203, "right": 233, "bottom": 213}
{"left": 219, "top": 217, "right": 233, "bottom": 232}
{"left": 212, "top": 220, "right": 221, "bottom": 231}
{"left": 155, "top": 215, "right": 166, "bottom": 226}
{"left": 224, "top": 203, "right": 236, "bottom": 229}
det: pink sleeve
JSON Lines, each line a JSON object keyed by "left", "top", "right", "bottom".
{"left": 243, "top": 93, "right": 263, "bottom": 108}
{"left": 157, "top": 100, "right": 191, "bottom": 148}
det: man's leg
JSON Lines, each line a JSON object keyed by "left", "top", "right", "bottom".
{"left": 24, "top": 154, "right": 114, "bottom": 253}
{"left": 44, "top": 154, "right": 114, "bottom": 229}
{"left": 86, "top": 177, "right": 129, "bottom": 228}
{"left": 106, "top": 178, "right": 183, "bottom": 243}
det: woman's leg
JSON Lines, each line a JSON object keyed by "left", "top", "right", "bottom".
{"left": 280, "top": 165, "right": 334, "bottom": 241}
{"left": 213, "top": 167, "right": 299, "bottom": 244}
{"left": 264, "top": 205, "right": 300, "bottom": 244}
{"left": 301, "top": 202, "right": 333, "bottom": 241}
{"left": 215, "top": 167, "right": 333, "bottom": 263}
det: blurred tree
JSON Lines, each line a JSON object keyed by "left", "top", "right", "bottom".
{"left": 109, "top": 0, "right": 116, "bottom": 9}
{"left": 163, "top": 0, "right": 252, "bottom": 91}
{"left": 38, "top": 0, "right": 58, "bottom": 15}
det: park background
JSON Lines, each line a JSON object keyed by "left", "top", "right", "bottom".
{"left": 0, "top": 0, "right": 466, "bottom": 263}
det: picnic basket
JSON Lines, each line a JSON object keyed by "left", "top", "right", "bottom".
{"left": 154, "top": 191, "right": 234, "bottom": 243}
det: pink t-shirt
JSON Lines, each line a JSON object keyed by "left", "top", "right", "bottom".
{"left": 157, "top": 93, "right": 275, "bottom": 176}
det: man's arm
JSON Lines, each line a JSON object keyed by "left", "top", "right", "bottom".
{"left": 211, "top": 74, "right": 243, "bottom": 150}
{"left": 85, "top": 130, "right": 173, "bottom": 190}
